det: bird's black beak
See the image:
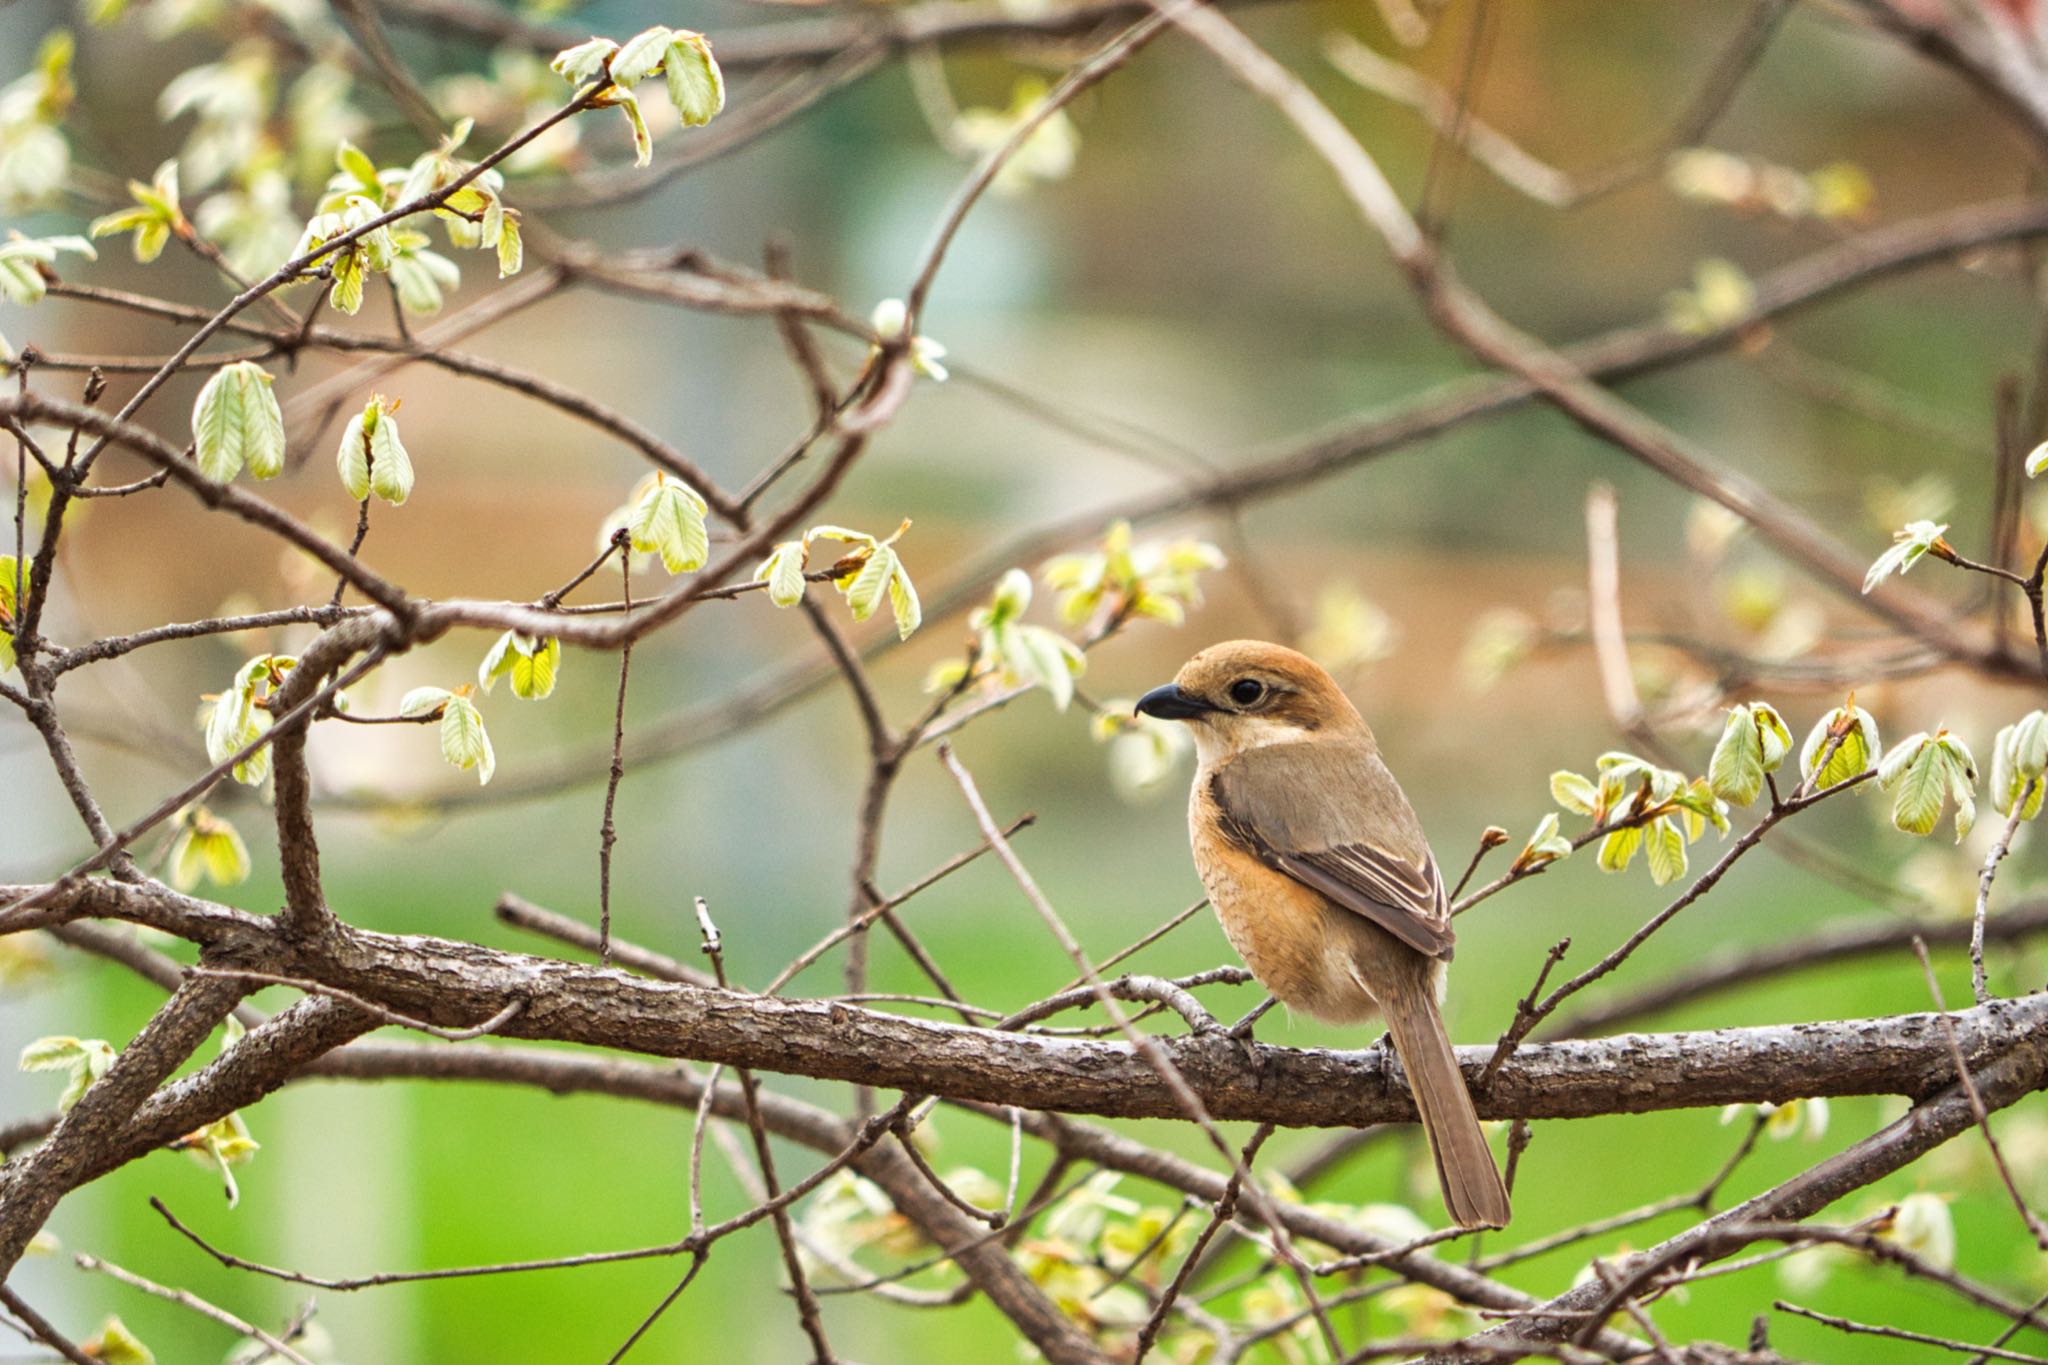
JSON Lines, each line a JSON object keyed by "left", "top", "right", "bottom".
{"left": 1135, "top": 683, "right": 1214, "bottom": 721}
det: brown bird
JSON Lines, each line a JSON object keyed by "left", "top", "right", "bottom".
{"left": 1136, "top": 640, "right": 1510, "bottom": 1229}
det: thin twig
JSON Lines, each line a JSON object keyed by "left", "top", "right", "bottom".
{"left": 1974, "top": 787, "right": 2033, "bottom": 1006}
{"left": 596, "top": 532, "right": 634, "bottom": 965}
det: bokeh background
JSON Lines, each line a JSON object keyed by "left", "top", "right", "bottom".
{"left": 5, "top": 0, "right": 2048, "bottom": 1358}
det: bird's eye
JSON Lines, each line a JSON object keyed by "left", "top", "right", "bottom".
{"left": 1229, "top": 678, "right": 1265, "bottom": 707}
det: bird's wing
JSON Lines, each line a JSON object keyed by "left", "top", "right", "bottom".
{"left": 1210, "top": 741, "right": 1454, "bottom": 960}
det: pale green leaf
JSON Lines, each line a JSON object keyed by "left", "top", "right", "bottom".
{"left": 337, "top": 405, "right": 372, "bottom": 501}
{"left": 509, "top": 636, "right": 559, "bottom": 700}
{"left": 1753, "top": 702, "right": 1793, "bottom": 769}
{"left": 842, "top": 546, "right": 895, "bottom": 623}
{"left": 1939, "top": 734, "right": 1978, "bottom": 843}
{"left": 804, "top": 525, "right": 875, "bottom": 546}
{"left": 495, "top": 212, "right": 522, "bottom": 278}
{"left": 1863, "top": 520, "right": 1948, "bottom": 594}
{"left": 1515, "top": 811, "right": 1572, "bottom": 869}
{"left": 169, "top": 811, "right": 250, "bottom": 890}
{"left": 1010, "top": 623, "right": 1081, "bottom": 711}
{"left": 1883, "top": 739, "right": 1945, "bottom": 836}
{"left": 756, "top": 541, "right": 806, "bottom": 608}
{"left": 19, "top": 1035, "right": 89, "bottom": 1072}
{"left": 888, "top": 559, "right": 922, "bottom": 640}
{"left": 85, "top": 1316, "right": 154, "bottom": 1365}
{"left": 477, "top": 631, "right": 515, "bottom": 693}
{"left": 1645, "top": 817, "right": 1688, "bottom": 886}
{"left": 609, "top": 26, "right": 673, "bottom": 86}
{"left": 0, "top": 553, "right": 16, "bottom": 673}
{"left": 619, "top": 92, "right": 652, "bottom": 168}
{"left": 1549, "top": 770, "right": 1598, "bottom": 816}
{"left": 550, "top": 37, "right": 618, "bottom": 85}
{"left": 664, "top": 32, "right": 725, "bottom": 127}
{"left": 330, "top": 248, "right": 366, "bottom": 315}
{"left": 629, "top": 477, "right": 708, "bottom": 573}
{"left": 1800, "top": 705, "right": 1879, "bottom": 791}
{"left": 191, "top": 361, "right": 284, "bottom": 483}
{"left": 368, "top": 404, "right": 413, "bottom": 505}
{"left": 398, "top": 685, "right": 453, "bottom": 718}
{"left": 1596, "top": 825, "right": 1641, "bottom": 873}
{"left": 1993, "top": 714, "right": 2048, "bottom": 819}
{"left": 1707, "top": 705, "right": 1764, "bottom": 806}
{"left": 439, "top": 694, "right": 494, "bottom": 784}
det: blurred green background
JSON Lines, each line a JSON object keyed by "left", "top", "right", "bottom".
{"left": 5, "top": 0, "right": 2048, "bottom": 1358}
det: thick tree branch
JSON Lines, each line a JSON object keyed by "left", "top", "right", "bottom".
{"left": 7, "top": 880, "right": 2038, "bottom": 1130}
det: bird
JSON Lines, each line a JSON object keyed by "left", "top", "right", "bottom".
{"left": 1135, "top": 639, "right": 1510, "bottom": 1229}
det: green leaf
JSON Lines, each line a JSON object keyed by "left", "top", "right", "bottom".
{"left": 330, "top": 247, "right": 367, "bottom": 315}
{"left": 1009, "top": 623, "right": 1082, "bottom": 711}
{"left": 183, "top": 1111, "right": 258, "bottom": 1208}
{"left": 0, "top": 236, "right": 95, "bottom": 307}
{"left": 1938, "top": 733, "right": 1978, "bottom": 843}
{"left": 169, "top": 809, "right": 250, "bottom": 890}
{"left": 0, "top": 553, "right": 17, "bottom": 673}
{"left": 888, "top": 558, "right": 922, "bottom": 640}
{"left": 2027, "top": 440, "right": 2048, "bottom": 479}
{"left": 495, "top": 212, "right": 522, "bottom": 278}
{"left": 370, "top": 405, "right": 413, "bottom": 505}
{"left": 19, "top": 1035, "right": 90, "bottom": 1072}
{"left": 1863, "top": 520, "right": 1948, "bottom": 594}
{"left": 923, "top": 658, "right": 970, "bottom": 693}
{"left": 1671, "top": 778, "right": 1731, "bottom": 837}
{"left": 988, "top": 568, "right": 1033, "bottom": 624}
{"left": 335, "top": 141, "right": 379, "bottom": 192}
{"left": 390, "top": 232, "right": 461, "bottom": 314}
{"left": 1598, "top": 751, "right": 1683, "bottom": 804}
{"left": 478, "top": 631, "right": 515, "bottom": 692}
{"left": 338, "top": 398, "right": 412, "bottom": 505}
{"left": 136, "top": 220, "right": 170, "bottom": 265}
{"left": 1881, "top": 736, "right": 1944, "bottom": 836}
{"left": 1752, "top": 702, "right": 1793, "bottom": 768}
{"left": 191, "top": 361, "right": 284, "bottom": 483}
{"left": 87, "top": 161, "right": 183, "bottom": 264}
{"left": 202, "top": 681, "right": 274, "bottom": 787}
{"left": 551, "top": 36, "right": 619, "bottom": 85}
{"left": 1992, "top": 713, "right": 2048, "bottom": 819}
{"left": 1550, "top": 770, "right": 1598, "bottom": 816}
{"left": 619, "top": 91, "right": 652, "bottom": 168}
{"left": 1799, "top": 704, "right": 1879, "bottom": 791}
{"left": 1513, "top": 812, "right": 1572, "bottom": 870}
{"left": 398, "top": 685, "right": 453, "bottom": 719}
{"left": 756, "top": 541, "right": 806, "bottom": 607}
{"left": 842, "top": 546, "right": 895, "bottom": 623}
{"left": 1707, "top": 705, "right": 1765, "bottom": 806}
{"left": 337, "top": 405, "right": 372, "bottom": 501}
{"left": 439, "top": 694, "right": 495, "bottom": 785}
{"left": 509, "top": 636, "right": 559, "bottom": 700}
{"left": 2013, "top": 711, "right": 2048, "bottom": 777}
{"left": 84, "top": 1316, "right": 154, "bottom": 1365}
{"left": 1596, "top": 825, "right": 1642, "bottom": 873}
{"left": 664, "top": 32, "right": 725, "bottom": 127}
{"left": 1645, "top": 817, "right": 1688, "bottom": 886}
{"left": 628, "top": 475, "right": 709, "bottom": 573}
{"left": 20, "top": 1034, "right": 114, "bottom": 1111}
{"left": 609, "top": 26, "right": 673, "bottom": 86}
{"left": 804, "top": 525, "right": 876, "bottom": 546}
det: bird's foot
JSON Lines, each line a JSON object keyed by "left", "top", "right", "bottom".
{"left": 1220, "top": 995, "right": 1278, "bottom": 1070}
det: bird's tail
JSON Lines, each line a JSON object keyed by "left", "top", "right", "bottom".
{"left": 1381, "top": 979, "right": 1511, "bottom": 1230}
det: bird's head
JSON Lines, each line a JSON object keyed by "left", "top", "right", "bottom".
{"left": 1135, "top": 640, "right": 1367, "bottom": 764}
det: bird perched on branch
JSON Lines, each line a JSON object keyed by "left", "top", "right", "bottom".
{"left": 1136, "top": 640, "right": 1510, "bottom": 1229}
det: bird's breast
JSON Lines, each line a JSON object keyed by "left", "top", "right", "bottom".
{"left": 1188, "top": 774, "right": 1381, "bottom": 1025}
